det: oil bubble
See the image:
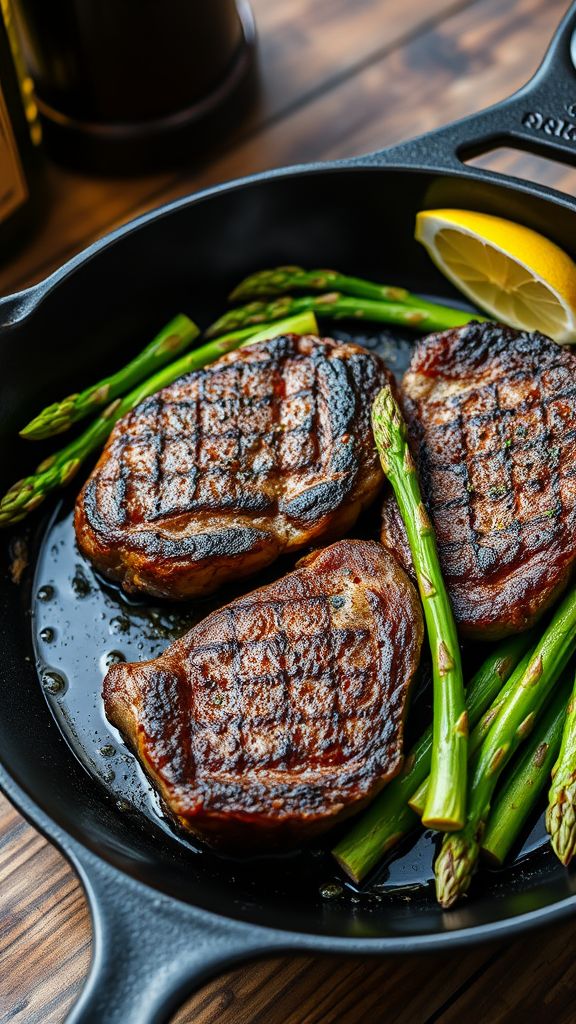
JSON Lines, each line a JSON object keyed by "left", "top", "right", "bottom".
{"left": 109, "top": 616, "right": 130, "bottom": 636}
{"left": 100, "top": 744, "right": 116, "bottom": 758}
{"left": 39, "top": 627, "right": 55, "bottom": 643}
{"left": 71, "top": 567, "right": 91, "bottom": 597}
{"left": 101, "top": 650, "right": 126, "bottom": 669}
{"left": 37, "top": 585, "right": 54, "bottom": 602}
{"left": 319, "top": 882, "right": 344, "bottom": 900}
{"left": 42, "top": 670, "right": 67, "bottom": 695}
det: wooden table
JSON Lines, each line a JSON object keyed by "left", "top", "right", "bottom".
{"left": 2, "top": 0, "right": 576, "bottom": 1020}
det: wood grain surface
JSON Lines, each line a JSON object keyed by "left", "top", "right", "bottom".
{"left": 2, "top": 0, "right": 576, "bottom": 1021}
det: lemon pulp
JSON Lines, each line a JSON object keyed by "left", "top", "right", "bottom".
{"left": 415, "top": 209, "right": 576, "bottom": 344}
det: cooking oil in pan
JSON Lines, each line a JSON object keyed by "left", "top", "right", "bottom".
{"left": 31, "top": 498, "right": 550, "bottom": 912}
{"left": 29, "top": 323, "right": 551, "bottom": 911}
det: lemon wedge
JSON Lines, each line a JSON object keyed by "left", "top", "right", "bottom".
{"left": 415, "top": 209, "right": 576, "bottom": 344}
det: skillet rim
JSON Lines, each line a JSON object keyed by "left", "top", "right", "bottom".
{"left": 2, "top": 756, "right": 576, "bottom": 954}
{"left": 4, "top": 153, "right": 576, "bottom": 330}
{"left": 2, "top": 157, "right": 576, "bottom": 955}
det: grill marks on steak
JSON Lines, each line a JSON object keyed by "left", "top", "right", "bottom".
{"left": 75, "top": 334, "right": 390, "bottom": 599}
{"left": 103, "top": 540, "right": 424, "bottom": 847}
{"left": 381, "top": 322, "right": 576, "bottom": 639}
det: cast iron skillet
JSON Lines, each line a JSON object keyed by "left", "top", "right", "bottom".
{"left": 3, "top": 7, "right": 576, "bottom": 1022}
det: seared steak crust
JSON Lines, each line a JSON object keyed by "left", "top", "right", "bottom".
{"left": 381, "top": 322, "right": 576, "bottom": 639}
{"left": 103, "top": 540, "right": 424, "bottom": 847}
{"left": 75, "top": 334, "right": 390, "bottom": 599}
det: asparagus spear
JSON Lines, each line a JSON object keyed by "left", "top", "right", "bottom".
{"left": 332, "top": 634, "right": 533, "bottom": 883}
{"left": 409, "top": 647, "right": 536, "bottom": 817}
{"left": 482, "top": 679, "right": 572, "bottom": 866}
{"left": 230, "top": 266, "right": 412, "bottom": 303}
{"left": 435, "top": 586, "right": 576, "bottom": 908}
{"left": 0, "top": 311, "right": 319, "bottom": 528}
{"left": 371, "top": 386, "right": 468, "bottom": 831}
{"left": 205, "top": 293, "right": 485, "bottom": 340}
{"left": 20, "top": 314, "right": 200, "bottom": 441}
{"left": 546, "top": 667, "right": 576, "bottom": 865}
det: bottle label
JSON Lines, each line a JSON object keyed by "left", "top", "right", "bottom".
{"left": 0, "top": 83, "right": 28, "bottom": 223}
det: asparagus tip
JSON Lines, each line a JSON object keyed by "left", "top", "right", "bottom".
{"left": 371, "top": 386, "right": 406, "bottom": 469}
{"left": 0, "top": 478, "right": 40, "bottom": 526}
{"left": 19, "top": 422, "right": 40, "bottom": 440}
{"left": 20, "top": 417, "right": 72, "bottom": 441}
{"left": 546, "top": 778, "right": 576, "bottom": 866}
{"left": 434, "top": 830, "right": 478, "bottom": 909}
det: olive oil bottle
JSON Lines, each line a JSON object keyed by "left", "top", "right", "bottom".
{"left": 0, "top": 0, "right": 42, "bottom": 256}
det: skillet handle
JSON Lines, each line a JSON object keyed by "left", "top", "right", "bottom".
{"left": 64, "top": 842, "right": 283, "bottom": 1024}
{"left": 362, "top": 2, "right": 576, "bottom": 173}
{"left": 0, "top": 285, "right": 41, "bottom": 328}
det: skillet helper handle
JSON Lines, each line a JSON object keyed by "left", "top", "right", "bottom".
{"left": 365, "top": 2, "right": 576, "bottom": 172}
{"left": 65, "top": 843, "right": 275, "bottom": 1024}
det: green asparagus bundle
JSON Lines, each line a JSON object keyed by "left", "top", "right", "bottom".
{"left": 231, "top": 266, "right": 413, "bottom": 303}
{"left": 332, "top": 634, "right": 534, "bottom": 883}
{"left": 206, "top": 292, "right": 485, "bottom": 341}
{"left": 20, "top": 314, "right": 200, "bottom": 441}
{"left": 371, "top": 386, "right": 468, "bottom": 831}
{"left": 482, "top": 678, "right": 572, "bottom": 866}
{"left": 229, "top": 266, "right": 491, "bottom": 322}
{"left": 546, "top": 667, "right": 576, "bottom": 865}
{"left": 0, "top": 311, "right": 318, "bottom": 527}
{"left": 435, "top": 586, "right": 576, "bottom": 908}
{"left": 408, "top": 647, "right": 536, "bottom": 817}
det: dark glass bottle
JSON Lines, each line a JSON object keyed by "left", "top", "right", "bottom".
{"left": 13, "top": 0, "right": 257, "bottom": 173}
{"left": 0, "top": 0, "right": 42, "bottom": 257}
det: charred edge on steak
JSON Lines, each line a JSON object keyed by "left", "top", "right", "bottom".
{"left": 102, "top": 539, "right": 424, "bottom": 846}
{"left": 385, "top": 321, "right": 576, "bottom": 638}
{"left": 76, "top": 335, "right": 390, "bottom": 599}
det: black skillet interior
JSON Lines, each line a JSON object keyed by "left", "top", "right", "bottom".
{"left": 3, "top": 7, "right": 576, "bottom": 1023}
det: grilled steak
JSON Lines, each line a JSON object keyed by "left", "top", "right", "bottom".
{"left": 75, "top": 334, "right": 390, "bottom": 600}
{"left": 103, "top": 539, "right": 424, "bottom": 847}
{"left": 381, "top": 322, "right": 576, "bottom": 639}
